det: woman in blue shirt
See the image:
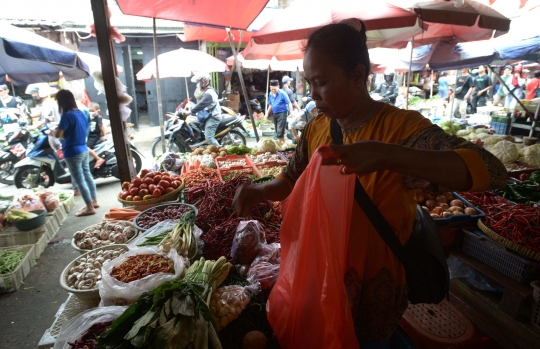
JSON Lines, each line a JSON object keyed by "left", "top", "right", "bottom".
{"left": 53, "top": 90, "right": 99, "bottom": 216}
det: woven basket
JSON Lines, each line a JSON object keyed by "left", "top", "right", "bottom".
{"left": 117, "top": 179, "right": 184, "bottom": 206}
{"left": 478, "top": 220, "right": 540, "bottom": 262}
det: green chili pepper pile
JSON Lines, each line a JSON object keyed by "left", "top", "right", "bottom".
{"left": 495, "top": 171, "right": 540, "bottom": 205}
{"left": 0, "top": 250, "right": 25, "bottom": 274}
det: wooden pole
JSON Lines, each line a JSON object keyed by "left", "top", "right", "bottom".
{"left": 405, "top": 37, "right": 415, "bottom": 110}
{"left": 152, "top": 18, "right": 166, "bottom": 153}
{"left": 265, "top": 66, "right": 270, "bottom": 113}
{"left": 90, "top": 0, "right": 134, "bottom": 184}
{"left": 226, "top": 28, "right": 259, "bottom": 142}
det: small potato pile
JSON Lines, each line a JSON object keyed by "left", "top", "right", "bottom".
{"left": 210, "top": 285, "right": 251, "bottom": 330}
{"left": 191, "top": 145, "right": 229, "bottom": 159}
{"left": 417, "top": 191, "right": 477, "bottom": 218}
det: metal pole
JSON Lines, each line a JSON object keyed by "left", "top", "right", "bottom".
{"left": 153, "top": 18, "right": 166, "bottom": 153}
{"left": 488, "top": 64, "right": 533, "bottom": 119}
{"left": 405, "top": 37, "right": 414, "bottom": 110}
{"left": 185, "top": 77, "right": 189, "bottom": 99}
{"left": 10, "top": 81, "right": 15, "bottom": 97}
{"left": 449, "top": 70, "right": 458, "bottom": 119}
{"left": 265, "top": 66, "right": 270, "bottom": 113}
{"left": 226, "top": 28, "right": 259, "bottom": 142}
{"left": 430, "top": 70, "right": 433, "bottom": 99}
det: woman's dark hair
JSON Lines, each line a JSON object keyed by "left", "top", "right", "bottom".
{"left": 56, "top": 89, "right": 78, "bottom": 114}
{"left": 304, "top": 19, "right": 370, "bottom": 84}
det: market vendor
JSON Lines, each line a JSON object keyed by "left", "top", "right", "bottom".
{"left": 233, "top": 18, "right": 506, "bottom": 348}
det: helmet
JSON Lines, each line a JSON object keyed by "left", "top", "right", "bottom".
{"left": 191, "top": 73, "right": 211, "bottom": 89}
{"left": 305, "top": 101, "right": 316, "bottom": 114}
{"left": 383, "top": 69, "right": 395, "bottom": 78}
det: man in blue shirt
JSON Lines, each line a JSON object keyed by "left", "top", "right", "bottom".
{"left": 266, "top": 79, "right": 293, "bottom": 144}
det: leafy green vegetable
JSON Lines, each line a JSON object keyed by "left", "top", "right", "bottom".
{"left": 408, "top": 96, "right": 423, "bottom": 107}
{"left": 494, "top": 171, "right": 540, "bottom": 205}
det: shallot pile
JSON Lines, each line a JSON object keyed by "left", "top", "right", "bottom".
{"left": 135, "top": 205, "right": 193, "bottom": 229}
{"left": 417, "top": 191, "right": 477, "bottom": 218}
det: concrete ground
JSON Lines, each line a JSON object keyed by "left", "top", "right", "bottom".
{"left": 0, "top": 121, "right": 262, "bottom": 348}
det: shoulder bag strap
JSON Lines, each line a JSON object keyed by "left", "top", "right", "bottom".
{"left": 330, "top": 119, "right": 409, "bottom": 263}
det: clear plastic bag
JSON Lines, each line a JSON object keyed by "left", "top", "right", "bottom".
{"left": 38, "top": 190, "right": 60, "bottom": 212}
{"left": 447, "top": 256, "right": 503, "bottom": 293}
{"left": 127, "top": 219, "right": 177, "bottom": 249}
{"left": 267, "top": 145, "right": 359, "bottom": 348}
{"left": 210, "top": 284, "right": 260, "bottom": 331}
{"left": 158, "top": 152, "right": 185, "bottom": 173}
{"left": 53, "top": 306, "right": 127, "bottom": 349}
{"left": 17, "top": 190, "right": 46, "bottom": 211}
{"left": 231, "top": 220, "right": 266, "bottom": 265}
{"left": 99, "top": 247, "right": 188, "bottom": 306}
{"left": 244, "top": 243, "right": 281, "bottom": 290}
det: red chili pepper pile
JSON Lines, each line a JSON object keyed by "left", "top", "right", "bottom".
{"left": 68, "top": 321, "right": 112, "bottom": 349}
{"left": 181, "top": 168, "right": 220, "bottom": 188}
{"left": 110, "top": 254, "right": 174, "bottom": 283}
{"left": 184, "top": 176, "right": 281, "bottom": 261}
{"left": 459, "top": 192, "right": 540, "bottom": 252}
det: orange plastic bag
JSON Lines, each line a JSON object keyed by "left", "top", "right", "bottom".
{"left": 267, "top": 145, "right": 359, "bottom": 349}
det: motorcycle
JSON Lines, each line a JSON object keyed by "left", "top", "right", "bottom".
{"left": 152, "top": 106, "right": 248, "bottom": 157}
{"left": 0, "top": 121, "right": 36, "bottom": 185}
{"left": 12, "top": 126, "right": 144, "bottom": 189}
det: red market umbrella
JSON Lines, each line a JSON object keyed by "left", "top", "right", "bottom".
{"left": 178, "top": 24, "right": 253, "bottom": 43}
{"left": 414, "top": 0, "right": 511, "bottom": 32}
{"left": 116, "top": 0, "right": 269, "bottom": 29}
{"left": 136, "top": 48, "right": 229, "bottom": 81}
{"left": 252, "top": 0, "right": 421, "bottom": 44}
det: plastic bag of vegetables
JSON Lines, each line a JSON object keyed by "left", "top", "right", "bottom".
{"left": 210, "top": 284, "right": 260, "bottom": 331}
{"left": 99, "top": 247, "right": 188, "bottom": 306}
{"left": 53, "top": 306, "right": 127, "bottom": 349}
{"left": 246, "top": 242, "right": 281, "bottom": 291}
{"left": 158, "top": 152, "right": 184, "bottom": 172}
{"left": 231, "top": 220, "right": 266, "bottom": 265}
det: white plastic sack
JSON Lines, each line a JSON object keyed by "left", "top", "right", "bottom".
{"left": 53, "top": 306, "right": 127, "bottom": 349}
{"left": 99, "top": 247, "right": 187, "bottom": 306}
{"left": 128, "top": 219, "right": 177, "bottom": 249}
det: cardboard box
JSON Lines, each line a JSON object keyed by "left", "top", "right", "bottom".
{"left": 226, "top": 93, "right": 240, "bottom": 102}
{"left": 227, "top": 100, "right": 240, "bottom": 111}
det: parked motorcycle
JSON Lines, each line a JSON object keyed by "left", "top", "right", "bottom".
{"left": 0, "top": 121, "right": 36, "bottom": 185}
{"left": 152, "top": 108, "right": 247, "bottom": 157}
{"left": 12, "top": 126, "right": 144, "bottom": 189}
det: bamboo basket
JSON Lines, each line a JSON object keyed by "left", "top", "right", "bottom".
{"left": 478, "top": 220, "right": 540, "bottom": 262}
{"left": 117, "top": 179, "right": 184, "bottom": 206}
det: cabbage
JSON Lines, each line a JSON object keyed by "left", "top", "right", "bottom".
{"left": 456, "top": 129, "right": 471, "bottom": 137}
{"left": 520, "top": 144, "right": 540, "bottom": 166}
{"left": 483, "top": 135, "right": 504, "bottom": 146}
{"left": 489, "top": 140, "right": 520, "bottom": 164}
{"left": 452, "top": 124, "right": 462, "bottom": 132}
{"left": 257, "top": 138, "right": 277, "bottom": 153}
{"left": 440, "top": 120, "right": 454, "bottom": 127}
{"left": 475, "top": 132, "right": 491, "bottom": 140}
{"left": 441, "top": 126, "right": 452, "bottom": 133}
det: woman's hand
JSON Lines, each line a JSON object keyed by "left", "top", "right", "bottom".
{"left": 232, "top": 184, "right": 267, "bottom": 217}
{"left": 327, "top": 141, "right": 390, "bottom": 176}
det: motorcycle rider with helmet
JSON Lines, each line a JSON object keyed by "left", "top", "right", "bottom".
{"left": 371, "top": 69, "right": 399, "bottom": 105}
{"left": 288, "top": 101, "right": 317, "bottom": 143}
{"left": 182, "top": 74, "right": 221, "bottom": 146}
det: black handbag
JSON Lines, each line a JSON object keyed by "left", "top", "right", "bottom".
{"left": 330, "top": 119, "right": 449, "bottom": 304}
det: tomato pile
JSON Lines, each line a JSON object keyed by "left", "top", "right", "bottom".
{"left": 118, "top": 169, "right": 183, "bottom": 202}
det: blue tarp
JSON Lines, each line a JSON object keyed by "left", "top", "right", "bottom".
{"left": 0, "top": 23, "right": 90, "bottom": 85}
{"left": 493, "top": 34, "right": 540, "bottom": 60}
{"left": 398, "top": 40, "right": 496, "bottom": 71}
